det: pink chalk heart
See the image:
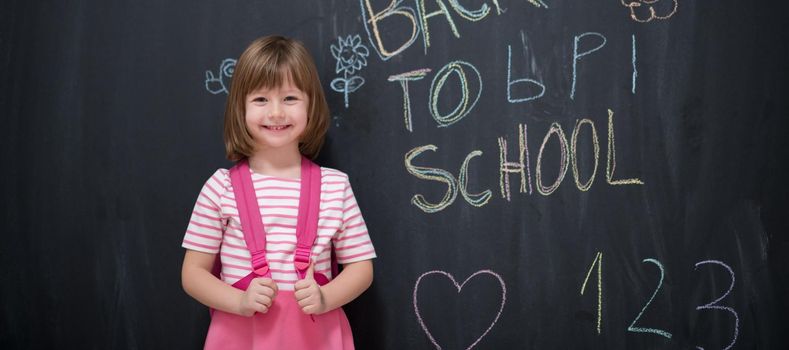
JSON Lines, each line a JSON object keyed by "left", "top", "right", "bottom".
{"left": 413, "top": 270, "right": 507, "bottom": 349}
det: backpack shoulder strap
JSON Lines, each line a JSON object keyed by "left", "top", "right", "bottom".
{"left": 229, "top": 159, "right": 269, "bottom": 276}
{"left": 294, "top": 157, "right": 324, "bottom": 279}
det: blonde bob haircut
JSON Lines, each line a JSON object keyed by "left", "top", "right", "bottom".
{"left": 224, "top": 35, "right": 330, "bottom": 161}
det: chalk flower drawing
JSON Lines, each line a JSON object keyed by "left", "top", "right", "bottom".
{"left": 205, "top": 58, "right": 236, "bottom": 95}
{"left": 621, "top": 0, "right": 678, "bottom": 23}
{"left": 330, "top": 34, "right": 369, "bottom": 108}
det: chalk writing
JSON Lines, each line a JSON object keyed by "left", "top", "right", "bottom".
{"left": 694, "top": 260, "right": 739, "bottom": 350}
{"left": 429, "top": 60, "right": 482, "bottom": 127}
{"left": 571, "top": 118, "right": 600, "bottom": 191}
{"left": 527, "top": 0, "right": 549, "bottom": 9}
{"left": 361, "top": 0, "right": 545, "bottom": 59}
{"left": 498, "top": 123, "right": 533, "bottom": 201}
{"left": 507, "top": 44, "right": 545, "bottom": 103}
{"left": 580, "top": 251, "right": 603, "bottom": 334}
{"left": 536, "top": 122, "right": 570, "bottom": 195}
{"left": 621, "top": 0, "right": 678, "bottom": 23}
{"left": 448, "top": 0, "right": 495, "bottom": 21}
{"left": 408, "top": 109, "right": 641, "bottom": 209}
{"left": 416, "top": 0, "right": 461, "bottom": 53}
{"left": 380, "top": 33, "right": 639, "bottom": 131}
{"left": 405, "top": 145, "right": 458, "bottom": 213}
{"left": 628, "top": 258, "right": 672, "bottom": 339}
{"left": 414, "top": 270, "right": 507, "bottom": 349}
{"left": 360, "top": 0, "right": 420, "bottom": 60}
{"left": 330, "top": 34, "right": 370, "bottom": 108}
{"left": 389, "top": 68, "right": 432, "bottom": 132}
{"left": 606, "top": 109, "right": 644, "bottom": 185}
{"left": 415, "top": 0, "right": 512, "bottom": 52}
{"left": 632, "top": 34, "right": 638, "bottom": 94}
{"left": 492, "top": 0, "right": 504, "bottom": 14}
{"left": 459, "top": 150, "right": 493, "bottom": 207}
{"left": 574, "top": 256, "right": 742, "bottom": 343}
{"left": 204, "top": 58, "right": 236, "bottom": 95}
{"left": 571, "top": 32, "right": 606, "bottom": 100}
{"left": 406, "top": 145, "right": 493, "bottom": 211}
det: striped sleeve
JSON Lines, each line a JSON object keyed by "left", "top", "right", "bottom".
{"left": 333, "top": 175, "right": 376, "bottom": 264}
{"left": 182, "top": 169, "right": 228, "bottom": 254}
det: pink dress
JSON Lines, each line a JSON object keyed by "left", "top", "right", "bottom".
{"left": 204, "top": 296, "right": 354, "bottom": 349}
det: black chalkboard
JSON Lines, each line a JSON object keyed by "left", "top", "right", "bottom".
{"left": 2, "top": 0, "right": 788, "bottom": 349}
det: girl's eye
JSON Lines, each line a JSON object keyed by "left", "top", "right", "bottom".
{"left": 284, "top": 96, "right": 299, "bottom": 101}
{"left": 253, "top": 97, "right": 267, "bottom": 103}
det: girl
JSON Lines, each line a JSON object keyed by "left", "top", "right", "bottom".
{"left": 181, "top": 36, "right": 376, "bottom": 349}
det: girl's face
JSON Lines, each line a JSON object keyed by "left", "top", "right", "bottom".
{"left": 244, "top": 79, "right": 309, "bottom": 153}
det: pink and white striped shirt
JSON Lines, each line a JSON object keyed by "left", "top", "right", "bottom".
{"left": 182, "top": 166, "right": 376, "bottom": 291}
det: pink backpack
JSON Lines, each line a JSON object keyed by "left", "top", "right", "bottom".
{"left": 210, "top": 157, "right": 337, "bottom": 313}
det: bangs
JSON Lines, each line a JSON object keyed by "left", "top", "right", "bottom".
{"left": 240, "top": 45, "right": 314, "bottom": 97}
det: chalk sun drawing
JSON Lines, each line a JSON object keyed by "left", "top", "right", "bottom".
{"left": 330, "top": 34, "right": 370, "bottom": 108}
{"left": 205, "top": 58, "right": 236, "bottom": 95}
{"left": 620, "top": 0, "right": 678, "bottom": 23}
{"left": 413, "top": 270, "right": 507, "bottom": 349}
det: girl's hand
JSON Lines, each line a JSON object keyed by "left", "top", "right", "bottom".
{"left": 294, "top": 264, "right": 326, "bottom": 315}
{"left": 238, "top": 277, "right": 278, "bottom": 317}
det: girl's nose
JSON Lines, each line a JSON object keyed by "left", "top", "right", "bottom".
{"left": 268, "top": 102, "right": 284, "bottom": 119}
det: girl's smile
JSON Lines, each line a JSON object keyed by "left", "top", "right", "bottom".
{"left": 262, "top": 124, "right": 292, "bottom": 131}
